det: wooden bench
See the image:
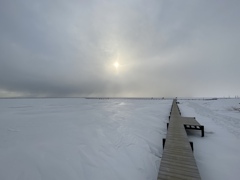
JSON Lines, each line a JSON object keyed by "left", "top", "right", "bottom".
{"left": 181, "top": 117, "right": 204, "bottom": 137}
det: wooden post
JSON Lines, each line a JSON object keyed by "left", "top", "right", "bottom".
{"left": 201, "top": 126, "right": 204, "bottom": 137}
{"left": 190, "top": 142, "right": 194, "bottom": 151}
{"left": 162, "top": 138, "right": 166, "bottom": 148}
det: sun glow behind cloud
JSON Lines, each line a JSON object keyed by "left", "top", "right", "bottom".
{"left": 105, "top": 54, "right": 130, "bottom": 77}
{"left": 102, "top": 42, "right": 130, "bottom": 76}
{"left": 114, "top": 62, "right": 119, "bottom": 69}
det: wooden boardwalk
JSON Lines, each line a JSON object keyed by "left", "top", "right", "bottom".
{"left": 158, "top": 99, "right": 204, "bottom": 180}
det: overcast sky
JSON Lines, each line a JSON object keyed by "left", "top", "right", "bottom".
{"left": 0, "top": 0, "right": 240, "bottom": 98}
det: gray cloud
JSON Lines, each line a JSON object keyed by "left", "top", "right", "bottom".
{"left": 0, "top": 0, "right": 240, "bottom": 97}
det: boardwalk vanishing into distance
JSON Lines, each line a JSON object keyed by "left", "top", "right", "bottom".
{"left": 158, "top": 99, "right": 204, "bottom": 180}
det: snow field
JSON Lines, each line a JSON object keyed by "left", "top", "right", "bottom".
{"left": 179, "top": 99, "right": 240, "bottom": 180}
{"left": 1, "top": 98, "right": 239, "bottom": 180}
{"left": 0, "top": 98, "right": 172, "bottom": 180}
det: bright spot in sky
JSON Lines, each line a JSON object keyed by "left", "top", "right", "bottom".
{"left": 114, "top": 62, "right": 119, "bottom": 69}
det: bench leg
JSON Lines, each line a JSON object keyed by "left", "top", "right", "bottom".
{"left": 167, "top": 123, "right": 169, "bottom": 129}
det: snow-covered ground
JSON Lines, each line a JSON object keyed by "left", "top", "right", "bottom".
{"left": 0, "top": 98, "right": 239, "bottom": 180}
{"left": 0, "top": 98, "right": 171, "bottom": 180}
{"left": 179, "top": 98, "right": 240, "bottom": 180}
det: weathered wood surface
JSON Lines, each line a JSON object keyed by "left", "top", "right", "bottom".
{"left": 158, "top": 99, "right": 202, "bottom": 180}
{"left": 181, "top": 117, "right": 200, "bottom": 125}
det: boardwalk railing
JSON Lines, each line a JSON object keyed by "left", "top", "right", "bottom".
{"left": 158, "top": 99, "right": 204, "bottom": 180}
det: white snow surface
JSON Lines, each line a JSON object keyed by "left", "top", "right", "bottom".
{"left": 0, "top": 98, "right": 171, "bottom": 180}
{"left": 179, "top": 98, "right": 240, "bottom": 180}
{"left": 0, "top": 98, "right": 240, "bottom": 180}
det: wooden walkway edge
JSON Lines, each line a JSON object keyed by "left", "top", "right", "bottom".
{"left": 158, "top": 99, "right": 204, "bottom": 180}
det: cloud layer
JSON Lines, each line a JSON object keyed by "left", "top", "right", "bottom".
{"left": 0, "top": 0, "right": 240, "bottom": 97}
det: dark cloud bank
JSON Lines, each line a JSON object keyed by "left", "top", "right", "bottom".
{"left": 0, "top": 0, "right": 240, "bottom": 98}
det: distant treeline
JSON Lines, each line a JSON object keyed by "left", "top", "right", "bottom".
{"left": 85, "top": 97, "right": 239, "bottom": 100}
{"left": 85, "top": 97, "right": 167, "bottom": 100}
